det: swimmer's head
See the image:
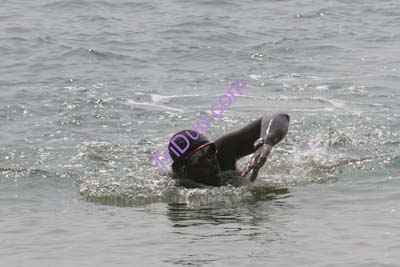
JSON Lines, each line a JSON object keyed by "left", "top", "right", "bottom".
{"left": 169, "top": 130, "right": 220, "bottom": 186}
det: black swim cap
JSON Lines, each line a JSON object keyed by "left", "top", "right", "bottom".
{"left": 168, "top": 129, "right": 209, "bottom": 176}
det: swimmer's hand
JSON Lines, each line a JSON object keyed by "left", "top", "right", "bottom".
{"left": 241, "top": 144, "right": 272, "bottom": 182}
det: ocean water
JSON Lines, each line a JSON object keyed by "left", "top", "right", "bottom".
{"left": 1, "top": 0, "right": 399, "bottom": 266}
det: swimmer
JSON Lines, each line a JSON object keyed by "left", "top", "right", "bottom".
{"left": 168, "top": 113, "right": 290, "bottom": 188}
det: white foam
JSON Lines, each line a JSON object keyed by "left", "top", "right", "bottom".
{"left": 149, "top": 93, "right": 203, "bottom": 103}
{"left": 125, "top": 99, "right": 184, "bottom": 113}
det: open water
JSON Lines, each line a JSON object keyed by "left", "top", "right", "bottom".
{"left": 1, "top": 0, "right": 399, "bottom": 266}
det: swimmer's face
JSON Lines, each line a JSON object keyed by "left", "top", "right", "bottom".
{"left": 183, "top": 143, "right": 220, "bottom": 183}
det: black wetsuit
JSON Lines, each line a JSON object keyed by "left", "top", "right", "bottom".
{"left": 214, "top": 113, "right": 289, "bottom": 171}
{"left": 176, "top": 113, "right": 289, "bottom": 188}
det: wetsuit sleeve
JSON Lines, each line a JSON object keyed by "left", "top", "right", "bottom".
{"left": 213, "top": 113, "right": 289, "bottom": 171}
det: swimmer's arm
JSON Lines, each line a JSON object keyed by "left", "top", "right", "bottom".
{"left": 214, "top": 113, "right": 289, "bottom": 171}
{"left": 259, "top": 113, "right": 290, "bottom": 148}
{"left": 241, "top": 113, "right": 290, "bottom": 180}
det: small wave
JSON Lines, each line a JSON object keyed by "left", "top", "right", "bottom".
{"left": 149, "top": 93, "right": 204, "bottom": 103}
{"left": 263, "top": 95, "right": 347, "bottom": 110}
{"left": 91, "top": 1, "right": 118, "bottom": 8}
{"left": 371, "top": 33, "right": 400, "bottom": 43}
{"left": 37, "top": 36, "right": 54, "bottom": 44}
{"left": 315, "top": 85, "right": 329, "bottom": 91}
{"left": 4, "top": 26, "right": 31, "bottom": 34}
{"left": 295, "top": 9, "right": 328, "bottom": 19}
{"left": 125, "top": 99, "right": 184, "bottom": 113}
{"left": 249, "top": 74, "right": 263, "bottom": 80}
{"left": 4, "top": 36, "right": 30, "bottom": 42}
{"left": 121, "top": 1, "right": 155, "bottom": 9}
{"left": 0, "top": 15, "right": 13, "bottom": 21}
{"left": 88, "top": 48, "right": 124, "bottom": 60}
{"left": 341, "top": 85, "right": 395, "bottom": 99}
{"left": 194, "top": 0, "right": 241, "bottom": 7}
{"left": 61, "top": 48, "right": 141, "bottom": 62}
{"left": 79, "top": 179, "right": 289, "bottom": 207}
{"left": 0, "top": 167, "right": 52, "bottom": 179}
{"left": 204, "top": 32, "right": 248, "bottom": 43}
{"left": 42, "top": 0, "right": 87, "bottom": 9}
